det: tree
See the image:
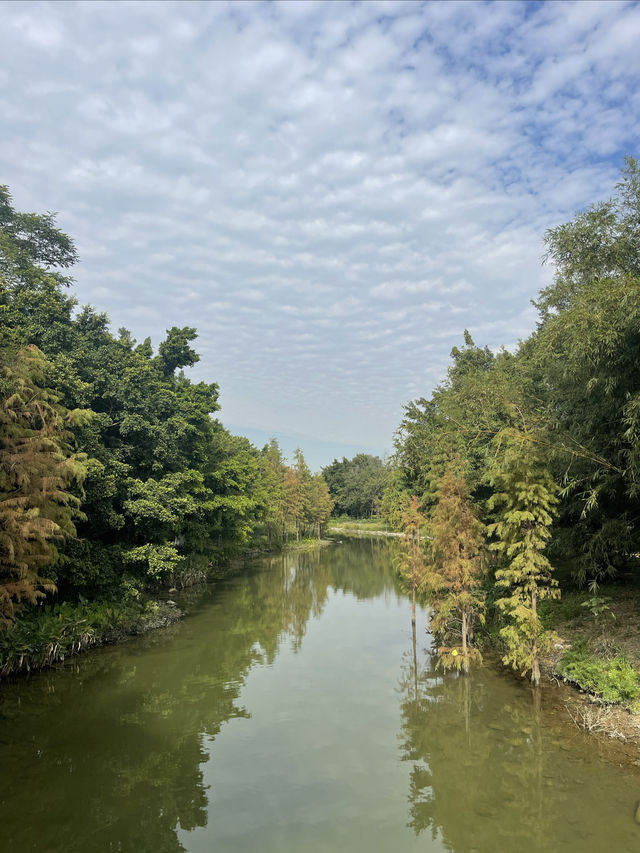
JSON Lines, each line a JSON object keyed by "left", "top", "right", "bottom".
{"left": 425, "top": 465, "right": 485, "bottom": 674}
{"left": 0, "top": 185, "right": 288, "bottom": 601}
{"left": 155, "top": 326, "right": 200, "bottom": 376}
{"left": 283, "top": 468, "right": 301, "bottom": 542}
{"left": 322, "top": 454, "right": 389, "bottom": 518}
{"left": 379, "top": 466, "right": 411, "bottom": 531}
{"left": 308, "top": 473, "right": 334, "bottom": 538}
{"left": 529, "top": 156, "right": 640, "bottom": 581}
{"left": 398, "top": 496, "right": 427, "bottom": 629}
{"left": 259, "top": 439, "right": 287, "bottom": 546}
{"left": 0, "top": 346, "right": 88, "bottom": 625}
{"left": 488, "top": 433, "right": 559, "bottom": 686}
{"left": 290, "top": 448, "right": 312, "bottom": 540}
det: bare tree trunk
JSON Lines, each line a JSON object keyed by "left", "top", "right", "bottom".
{"left": 411, "top": 608, "right": 418, "bottom": 703}
{"left": 463, "top": 671, "right": 470, "bottom": 742}
{"left": 411, "top": 583, "right": 416, "bottom": 627}
{"left": 531, "top": 589, "right": 540, "bottom": 687}
{"left": 462, "top": 610, "right": 469, "bottom": 675}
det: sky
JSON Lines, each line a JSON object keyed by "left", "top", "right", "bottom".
{"left": 1, "top": 0, "right": 639, "bottom": 470}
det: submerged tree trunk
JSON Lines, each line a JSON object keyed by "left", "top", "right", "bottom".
{"left": 411, "top": 584, "right": 416, "bottom": 627}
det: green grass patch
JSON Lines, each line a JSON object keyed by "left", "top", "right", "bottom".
{"left": 556, "top": 641, "right": 640, "bottom": 705}
{"left": 539, "top": 591, "right": 588, "bottom": 628}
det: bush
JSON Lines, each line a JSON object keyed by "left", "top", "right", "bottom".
{"left": 557, "top": 642, "right": 640, "bottom": 704}
{"left": 0, "top": 598, "right": 175, "bottom": 678}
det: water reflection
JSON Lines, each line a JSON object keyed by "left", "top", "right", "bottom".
{"left": 1, "top": 538, "right": 638, "bottom": 853}
{"left": 398, "top": 640, "right": 638, "bottom": 853}
{"left": 0, "top": 538, "right": 400, "bottom": 853}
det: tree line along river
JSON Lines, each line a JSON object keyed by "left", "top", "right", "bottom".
{"left": 0, "top": 537, "right": 638, "bottom": 852}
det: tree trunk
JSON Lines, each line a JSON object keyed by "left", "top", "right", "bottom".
{"left": 531, "top": 589, "right": 540, "bottom": 687}
{"left": 461, "top": 610, "right": 469, "bottom": 675}
{"left": 411, "top": 584, "right": 416, "bottom": 627}
{"left": 412, "top": 613, "right": 418, "bottom": 704}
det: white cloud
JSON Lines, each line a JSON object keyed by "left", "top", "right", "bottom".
{"left": 1, "top": 0, "right": 638, "bottom": 460}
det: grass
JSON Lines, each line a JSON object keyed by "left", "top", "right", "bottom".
{"left": 540, "top": 581, "right": 640, "bottom": 711}
{"left": 328, "top": 516, "right": 393, "bottom": 532}
{"left": 556, "top": 640, "right": 640, "bottom": 706}
{"left": 285, "top": 537, "right": 332, "bottom": 552}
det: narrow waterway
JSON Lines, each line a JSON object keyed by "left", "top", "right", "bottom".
{"left": 0, "top": 538, "right": 638, "bottom": 852}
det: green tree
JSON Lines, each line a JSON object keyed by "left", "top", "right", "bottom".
{"left": 526, "top": 156, "right": 640, "bottom": 580}
{"left": 0, "top": 185, "right": 287, "bottom": 601}
{"left": 379, "top": 466, "right": 411, "bottom": 531}
{"left": 259, "top": 439, "right": 287, "bottom": 546}
{"left": 488, "top": 434, "right": 559, "bottom": 686}
{"left": 322, "top": 453, "right": 389, "bottom": 518}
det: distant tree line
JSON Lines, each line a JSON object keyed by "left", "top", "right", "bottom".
{"left": 321, "top": 453, "right": 390, "bottom": 518}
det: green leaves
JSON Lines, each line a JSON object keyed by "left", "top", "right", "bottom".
{"left": 124, "top": 543, "right": 184, "bottom": 581}
{"left": 0, "top": 187, "right": 292, "bottom": 608}
{"left": 322, "top": 453, "right": 389, "bottom": 519}
{"left": 487, "top": 436, "right": 559, "bottom": 683}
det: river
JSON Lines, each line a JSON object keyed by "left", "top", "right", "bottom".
{"left": 0, "top": 537, "right": 638, "bottom": 852}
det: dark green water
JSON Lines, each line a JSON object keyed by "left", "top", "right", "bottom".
{"left": 1, "top": 538, "right": 639, "bottom": 852}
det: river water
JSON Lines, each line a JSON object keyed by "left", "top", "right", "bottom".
{"left": 0, "top": 537, "right": 638, "bottom": 852}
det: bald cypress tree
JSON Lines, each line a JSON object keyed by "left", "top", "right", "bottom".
{"left": 0, "top": 346, "right": 88, "bottom": 625}
{"left": 399, "top": 496, "right": 427, "bottom": 629}
{"left": 488, "top": 434, "right": 559, "bottom": 687}
{"left": 426, "top": 466, "right": 485, "bottom": 674}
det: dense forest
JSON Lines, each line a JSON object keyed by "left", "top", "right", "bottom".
{"left": 0, "top": 186, "right": 332, "bottom": 664}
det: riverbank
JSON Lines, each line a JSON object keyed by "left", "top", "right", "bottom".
{"left": 330, "top": 526, "right": 402, "bottom": 538}
{"left": 0, "top": 598, "right": 184, "bottom": 679}
{"left": 537, "top": 582, "right": 640, "bottom": 746}
{"left": 328, "top": 517, "right": 402, "bottom": 538}
{"left": 0, "top": 538, "right": 334, "bottom": 681}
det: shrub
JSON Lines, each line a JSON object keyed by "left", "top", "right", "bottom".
{"left": 557, "top": 642, "right": 640, "bottom": 704}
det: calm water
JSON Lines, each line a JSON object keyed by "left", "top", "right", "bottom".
{"left": 1, "top": 538, "right": 639, "bottom": 852}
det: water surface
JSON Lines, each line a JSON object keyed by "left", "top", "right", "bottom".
{"left": 0, "top": 538, "right": 638, "bottom": 852}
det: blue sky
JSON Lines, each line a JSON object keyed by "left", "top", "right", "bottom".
{"left": 1, "top": 0, "right": 639, "bottom": 470}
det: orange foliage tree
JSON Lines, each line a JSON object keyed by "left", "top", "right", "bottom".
{"left": 0, "top": 346, "right": 88, "bottom": 626}
{"left": 425, "top": 465, "right": 485, "bottom": 674}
